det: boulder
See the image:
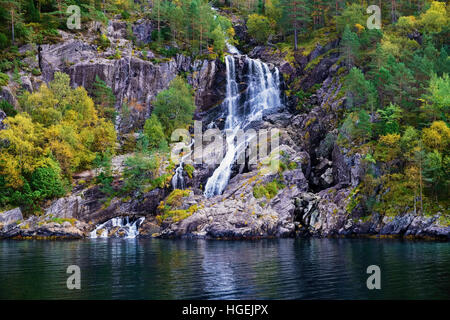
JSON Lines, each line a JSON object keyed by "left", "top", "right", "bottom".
{"left": 380, "top": 214, "right": 415, "bottom": 235}
{"left": 320, "top": 167, "right": 334, "bottom": 187}
{"left": 0, "top": 86, "right": 18, "bottom": 108}
{"left": 300, "top": 55, "right": 339, "bottom": 91}
{"left": 20, "top": 76, "right": 33, "bottom": 92}
{"left": 45, "top": 195, "right": 84, "bottom": 219}
{"left": 132, "top": 19, "right": 154, "bottom": 45}
{"left": 294, "top": 187, "right": 353, "bottom": 237}
{"left": 0, "top": 109, "right": 6, "bottom": 130}
{"left": 332, "top": 145, "right": 364, "bottom": 188}
{"left": 138, "top": 218, "right": 161, "bottom": 237}
{"left": 107, "top": 20, "right": 128, "bottom": 39}
{"left": 0, "top": 208, "right": 23, "bottom": 226}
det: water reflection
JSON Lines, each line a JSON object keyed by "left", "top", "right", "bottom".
{"left": 0, "top": 238, "right": 449, "bottom": 299}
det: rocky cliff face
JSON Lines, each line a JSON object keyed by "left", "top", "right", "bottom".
{"left": 37, "top": 21, "right": 227, "bottom": 135}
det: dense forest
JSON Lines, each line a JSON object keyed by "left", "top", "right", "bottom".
{"left": 0, "top": 0, "right": 448, "bottom": 237}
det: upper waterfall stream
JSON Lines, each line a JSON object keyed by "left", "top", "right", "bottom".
{"left": 204, "top": 45, "right": 282, "bottom": 197}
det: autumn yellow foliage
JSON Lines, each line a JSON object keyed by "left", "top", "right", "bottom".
{"left": 0, "top": 72, "right": 116, "bottom": 200}
{"left": 422, "top": 121, "right": 450, "bottom": 152}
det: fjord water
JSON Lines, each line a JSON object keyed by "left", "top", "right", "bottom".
{"left": 1, "top": 238, "right": 449, "bottom": 299}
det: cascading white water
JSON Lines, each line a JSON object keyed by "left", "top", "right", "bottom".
{"left": 204, "top": 49, "right": 282, "bottom": 198}
{"left": 172, "top": 139, "right": 195, "bottom": 190}
{"left": 90, "top": 216, "right": 145, "bottom": 239}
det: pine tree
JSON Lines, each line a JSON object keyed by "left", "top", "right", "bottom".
{"left": 345, "top": 67, "right": 367, "bottom": 110}
{"left": 91, "top": 75, "right": 116, "bottom": 122}
{"left": 436, "top": 47, "right": 450, "bottom": 76}
{"left": 25, "top": 0, "right": 40, "bottom": 23}
{"left": 143, "top": 114, "right": 167, "bottom": 150}
{"left": 281, "top": 0, "right": 312, "bottom": 50}
{"left": 0, "top": 1, "right": 20, "bottom": 45}
{"left": 340, "top": 24, "right": 359, "bottom": 67}
{"left": 368, "top": 44, "right": 391, "bottom": 107}
{"left": 390, "top": 61, "right": 417, "bottom": 111}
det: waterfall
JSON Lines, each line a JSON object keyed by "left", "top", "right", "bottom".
{"left": 172, "top": 139, "right": 195, "bottom": 190}
{"left": 90, "top": 216, "right": 145, "bottom": 239}
{"left": 204, "top": 50, "right": 282, "bottom": 198}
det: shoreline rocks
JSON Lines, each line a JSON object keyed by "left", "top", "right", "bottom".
{"left": 1, "top": 197, "right": 449, "bottom": 240}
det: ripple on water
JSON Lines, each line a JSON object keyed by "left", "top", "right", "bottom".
{"left": 0, "top": 238, "right": 449, "bottom": 299}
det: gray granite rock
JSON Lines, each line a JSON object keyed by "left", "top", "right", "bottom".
{"left": 0, "top": 208, "right": 23, "bottom": 226}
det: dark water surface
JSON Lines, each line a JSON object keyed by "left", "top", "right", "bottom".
{"left": 0, "top": 238, "right": 449, "bottom": 299}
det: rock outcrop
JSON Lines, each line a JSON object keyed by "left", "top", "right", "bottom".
{"left": 132, "top": 19, "right": 154, "bottom": 45}
{"left": 37, "top": 23, "right": 227, "bottom": 135}
{"left": 159, "top": 167, "right": 308, "bottom": 239}
{"left": 293, "top": 187, "right": 450, "bottom": 240}
{"left": 0, "top": 109, "right": 6, "bottom": 130}
{"left": 0, "top": 208, "right": 23, "bottom": 227}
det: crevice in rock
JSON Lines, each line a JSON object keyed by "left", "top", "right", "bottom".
{"left": 37, "top": 44, "right": 43, "bottom": 72}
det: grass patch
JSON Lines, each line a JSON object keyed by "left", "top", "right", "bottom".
{"left": 48, "top": 217, "right": 77, "bottom": 226}
{"left": 165, "top": 189, "right": 191, "bottom": 207}
{"left": 276, "top": 25, "right": 338, "bottom": 60}
{"left": 184, "top": 164, "right": 194, "bottom": 179}
{"left": 156, "top": 189, "right": 198, "bottom": 224}
{"left": 253, "top": 178, "right": 285, "bottom": 199}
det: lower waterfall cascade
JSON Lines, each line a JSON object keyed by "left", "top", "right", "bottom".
{"left": 172, "top": 139, "right": 195, "bottom": 190}
{"left": 90, "top": 216, "right": 145, "bottom": 239}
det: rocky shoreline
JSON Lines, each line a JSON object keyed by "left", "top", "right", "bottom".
{"left": 1, "top": 186, "right": 448, "bottom": 241}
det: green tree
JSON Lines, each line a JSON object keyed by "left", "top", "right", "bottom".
{"left": 266, "top": 0, "right": 283, "bottom": 30}
{"left": 423, "top": 150, "right": 448, "bottom": 199}
{"left": 91, "top": 75, "right": 116, "bottom": 122}
{"left": 340, "top": 25, "right": 360, "bottom": 67}
{"left": 246, "top": 13, "right": 274, "bottom": 44}
{"left": 122, "top": 152, "right": 158, "bottom": 194}
{"left": 281, "top": 0, "right": 311, "bottom": 50}
{"left": 0, "top": 99, "right": 16, "bottom": 117}
{"left": 419, "top": 1, "right": 448, "bottom": 33}
{"left": 210, "top": 25, "right": 226, "bottom": 53}
{"left": 368, "top": 45, "right": 391, "bottom": 107}
{"left": 143, "top": 114, "right": 167, "bottom": 150}
{"left": 30, "top": 159, "right": 66, "bottom": 200}
{"left": 353, "top": 109, "right": 372, "bottom": 142}
{"left": 94, "top": 150, "right": 114, "bottom": 196}
{"left": 336, "top": 2, "right": 365, "bottom": 33}
{"left": 0, "top": 1, "right": 21, "bottom": 45}
{"left": 436, "top": 47, "right": 450, "bottom": 76}
{"left": 0, "top": 32, "right": 8, "bottom": 49}
{"left": 400, "top": 126, "right": 419, "bottom": 155}
{"left": 152, "top": 76, "right": 196, "bottom": 137}
{"left": 345, "top": 67, "right": 375, "bottom": 113}
{"left": 389, "top": 61, "right": 417, "bottom": 110}
{"left": 25, "top": 0, "right": 40, "bottom": 22}
{"left": 376, "top": 103, "right": 402, "bottom": 135}
{"left": 421, "top": 73, "right": 450, "bottom": 122}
